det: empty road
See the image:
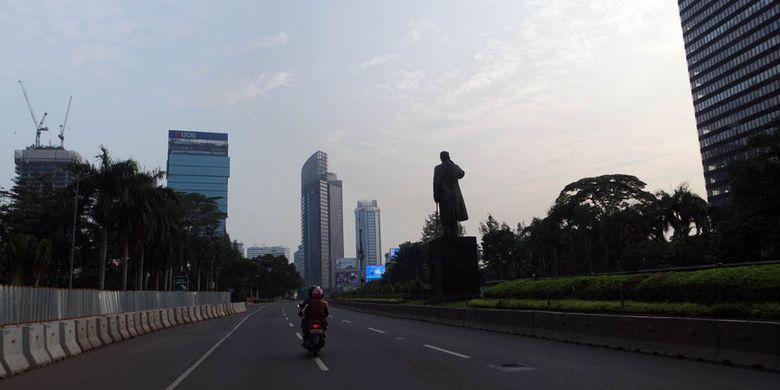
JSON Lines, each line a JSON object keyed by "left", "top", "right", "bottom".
{"left": 1, "top": 302, "right": 777, "bottom": 390}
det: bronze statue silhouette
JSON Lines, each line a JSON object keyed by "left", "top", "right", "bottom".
{"left": 433, "top": 151, "right": 468, "bottom": 239}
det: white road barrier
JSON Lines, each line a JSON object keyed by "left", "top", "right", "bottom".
{"left": 1, "top": 326, "right": 30, "bottom": 375}
{"left": 22, "top": 323, "right": 52, "bottom": 367}
{"left": 59, "top": 320, "right": 81, "bottom": 357}
{"left": 43, "top": 321, "right": 66, "bottom": 361}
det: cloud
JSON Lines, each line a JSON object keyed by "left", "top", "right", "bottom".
{"left": 406, "top": 20, "right": 451, "bottom": 44}
{"left": 223, "top": 72, "right": 292, "bottom": 107}
{"left": 244, "top": 32, "right": 290, "bottom": 50}
{"left": 354, "top": 55, "right": 397, "bottom": 71}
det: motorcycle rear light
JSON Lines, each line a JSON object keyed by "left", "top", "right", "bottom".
{"left": 312, "top": 324, "right": 320, "bottom": 329}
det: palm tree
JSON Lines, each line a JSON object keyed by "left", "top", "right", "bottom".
{"left": 656, "top": 184, "right": 710, "bottom": 241}
{"left": 84, "top": 147, "right": 143, "bottom": 290}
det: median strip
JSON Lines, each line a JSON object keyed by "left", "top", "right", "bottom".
{"left": 423, "top": 344, "right": 471, "bottom": 359}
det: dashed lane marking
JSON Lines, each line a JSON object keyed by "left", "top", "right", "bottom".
{"left": 314, "top": 357, "right": 329, "bottom": 372}
{"left": 296, "top": 333, "right": 303, "bottom": 340}
{"left": 165, "top": 306, "right": 266, "bottom": 390}
{"left": 341, "top": 320, "right": 352, "bottom": 324}
{"left": 423, "top": 344, "right": 471, "bottom": 359}
{"left": 367, "top": 327, "right": 386, "bottom": 334}
{"left": 289, "top": 323, "right": 294, "bottom": 327}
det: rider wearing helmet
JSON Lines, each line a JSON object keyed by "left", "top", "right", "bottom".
{"left": 299, "top": 286, "right": 329, "bottom": 336}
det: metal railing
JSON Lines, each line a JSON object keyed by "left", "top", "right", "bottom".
{"left": 0, "top": 285, "right": 230, "bottom": 326}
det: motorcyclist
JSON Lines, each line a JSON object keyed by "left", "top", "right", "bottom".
{"left": 299, "top": 286, "right": 329, "bottom": 337}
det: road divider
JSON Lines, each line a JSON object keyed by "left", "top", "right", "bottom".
{"left": 333, "top": 300, "right": 780, "bottom": 371}
{"left": 0, "top": 302, "right": 250, "bottom": 380}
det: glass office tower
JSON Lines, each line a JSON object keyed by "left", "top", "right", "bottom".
{"left": 300, "top": 151, "right": 344, "bottom": 291}
{"left": 355, "top": 199, "right": 382, "bottom": 280}
{"left": 167, "top": 130, "right": 230, "bottom": 234}
{"left": 677, "top": 0, "right": 780, "bottom": 206}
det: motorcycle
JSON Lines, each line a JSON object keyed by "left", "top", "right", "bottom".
{"left": 303, "top": 320, "right": 326, "bottom": 357}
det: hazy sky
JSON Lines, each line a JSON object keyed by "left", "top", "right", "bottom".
{"left": 0, "top": 0, "right": 705, "bottom": 259}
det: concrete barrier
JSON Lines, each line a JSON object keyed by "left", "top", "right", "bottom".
{"left": 717, "top": 320, "right": 779, "bottom": 370}
{"left": 236, "top": 302, "right": 247, "bottom": 313}
{"left": 667, "top": 318, "right": 719, "bottom": 361}
{"left": 194, "top": 306, "right": 204, "bottom": 320}
{"left": 58, "top": 321, "right": 81, "bottom": 357}
{"left": 97, "top": 316, "right": 114, "bottom": 345}
{"left": 1, "top": 326, "right": 30, "bottom": 375}
{"left": 118, "top": 314, "right": 132, "bottom": 339}
{"left": 175, "top": 307, "right": 186, "bottom": 324}
{"left": 86, "top": 317, "right": 102, "bottom": 349}
{"left": 573, "top": 314, "right": 605, "bottom": 346}
{"left": 531, "top": 311, "right": 556, "bottom": 339}
{"left": 108, "top": 315, "right": 123, "bottom": 342}
{"left": 217, "top": 304, "right": 227, "bottom": 316}
{"left": 162, "top": 309, "right": 173, "bottom": 328}
{"left": 186, "top": 306, "right": 197, "bottom": 322}
{"left": 149, "top": 310, "right": 162, "bottom": 331}
{"left": 0, "top": 356, "right": 6, "bottom": 379}
{"left": 132, "top": 312, "right": 143, "bottom": 335}
{"left": 207, "top": 305, "right": 216, "bottom": 318}
{"left": 75, "top": 318, "right": 93, "bottom": 351}
{"left": 127, "top": 313, "right": 139, "bottom": 337}
{"left": 43, "top": 321, "right": 66, "bottom": 361}
{"left": 139, "top": 311, "right": 151, "bottom": 334}
{"left": 22, "top": 323, "right": 52, "bottom": 367}
{"left": 226, "top": 303, "right": 235, "bottom": 315}
{"left": 631, "top": 316, "right": 673, "bottom": 355}
{"left": 600, "top": 315, "right": 635, "bottom": 351}
{"left": 200, "top": 305, "right": 211, "bottom": 320}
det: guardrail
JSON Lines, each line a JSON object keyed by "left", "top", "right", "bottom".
{"left": 0, "top": 285, "right": 230, "bottom": 326}
{"left": 333, "top": 300, "right": 780, "bottom": 371}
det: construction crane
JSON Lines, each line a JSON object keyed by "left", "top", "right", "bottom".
{"left": 18, "top": 80, "right": 49, "bottom": 147}
{"left": 58, "top": 96, "right": 72, "bottom": 148}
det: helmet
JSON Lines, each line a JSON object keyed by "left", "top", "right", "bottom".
{"left": 311, "top": 287, "right": 324, "bottom": 299}
{"left": 308, "top": 285, "right": 319, "bottom": 297}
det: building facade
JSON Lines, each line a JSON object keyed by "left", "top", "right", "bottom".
{"left": 355, "top": 200, "right": 382, "bottom": 281}
{"left": 14, "top": 147, "right": 85, "bottom": 191}
{"left": 677, "top": 0, "right": 780, "bottom": 206}
{"left": 166, "top": 130, "right": 230, "bottom": 234}
{"left": 300, "top": 151, "right": 344, "bottom": 291}
{"left": 246, "top": 246, "right": 291, "bottom": 261}
{"left": 293, "top": 245, "right": 304, "bottom": 278}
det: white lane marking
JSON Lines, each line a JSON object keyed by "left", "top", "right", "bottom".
{"left": 394, "top": 337, "right": 407, "bottom": 340}
{"left": 296, "top": 332, "right": 303, "bottom": 340}
{"left": 289, "top": 323, "right": 294, "bottom": 327}
{"left": 341, "top": 320, "right": 351, "bottom": 324}
{"left": 423, "top": 344, "right": 471, "bottom": 359}
{"left": 313, "top": 357, "right": 329, "bottom": 372}
{"left": 165, "top": 306, "right": 266, "bottom": 390}
{"left": 367, "top": 327, "right": 386, "bottom": 334}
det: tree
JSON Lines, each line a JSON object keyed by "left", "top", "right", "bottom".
{"left": 421, "top": 211, "right": 463, "bottom": 243}
{"left": 479, "top": 215, "right": 518, "bottom": 280}
{"left": 384, "top": 241, "right": 429, "bottom": 284}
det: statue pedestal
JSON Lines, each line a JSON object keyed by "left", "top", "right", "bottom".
{"left": 428, "top": 236, "right": 480, "bottom": 299}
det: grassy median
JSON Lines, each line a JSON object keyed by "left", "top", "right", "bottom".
{"left": 468, "top": 298, "right": 780, "bottom": 319}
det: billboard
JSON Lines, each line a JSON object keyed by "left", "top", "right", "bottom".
{"left": 168, "top": 130, "right": 228, "bottom": 156}
{"left": 389, "top": 248, "right": 400, "bottom": 261}
{"left": 366, "top": 265, "right": 386, "bottom": 280}
{"left": 335, "top": 271, "right": 360, "bottom": 291}
{"left": 335, "top": 258, "right": 358, "bottom": 271}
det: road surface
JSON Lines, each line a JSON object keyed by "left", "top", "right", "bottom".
{"left": 1, "top": 302, "right": 777, "bottom": 390}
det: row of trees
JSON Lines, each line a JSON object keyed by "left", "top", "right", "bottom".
{"left": 1, "top": 147, "right": 243, "bottom": 291}
{"left": 383, "top": 122, "right": 779, "bottom": 284}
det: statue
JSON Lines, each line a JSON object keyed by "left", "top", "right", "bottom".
{"left": 433, "top": 151, "right": 468, "bottom": 239}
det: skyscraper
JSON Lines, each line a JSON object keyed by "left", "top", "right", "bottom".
{"left": 677, "top": 1, "right": 780, "bottom": 206}
{"left": 14, "top": 147, "right": 84, "bottom": 191}
{"left": 355, "top": 199, "right": 382, "bottom": 279}
{"left": 166, "top": 130, "right": 230, "bottom": 234}
{"left": 293, "top": 245, "right": 304, "bottom": 278}
{"left": 300, "top": 151, "right": 344, "bottom": 291}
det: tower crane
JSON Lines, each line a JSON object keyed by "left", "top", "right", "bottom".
{"left": 58, "top": 96, "right": 72, "bottom": 148}
{"left": 18, "top": 80, "right": 49, "bottom": 147}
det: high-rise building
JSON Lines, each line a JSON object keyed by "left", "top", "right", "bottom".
{"left": 355, "top": 200, "right": 382, "bottom": 280}
{"left": 246, "top": 246, "right": 291, "bottom": 261}
{"left": 677, "top": 1, "right": 780, "bottom": 206}
{"left": 166, "top": 130, "right": 230, "bottom": 234}
{"left": 300, "top": 151, "right": 344, "bottom": 291}
{"left": 14, "top": 147, "right": 85, "bottom": 191}
{"left": 293, "top": 245, "right": 304, "bottom": 277}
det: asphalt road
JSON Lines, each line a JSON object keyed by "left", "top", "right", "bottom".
{"left": 1, "top": 302, "right": 777, "bottom": 390}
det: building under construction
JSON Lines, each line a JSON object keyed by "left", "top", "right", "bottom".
{"left": 13, "top": 81, "right": 84, "bottom": 191}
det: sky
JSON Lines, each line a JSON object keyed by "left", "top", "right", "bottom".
{"left": 0, "top": 0, "right": 705, "bottom": 259}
